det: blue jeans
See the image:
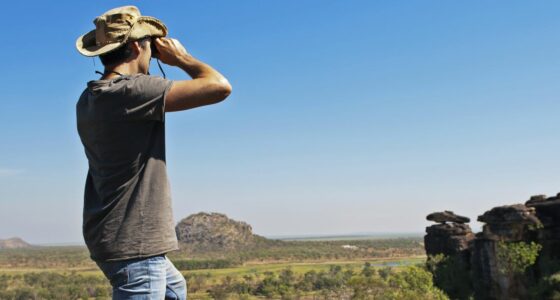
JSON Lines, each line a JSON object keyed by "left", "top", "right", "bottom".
{"left": 96, "top": 254, "right": 187, "bottom": 300}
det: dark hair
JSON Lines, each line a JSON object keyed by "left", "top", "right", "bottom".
{"left": 99, "top": 37, "right": 150, "bottom": 67}
{"left": 99, "top": 44, "right": 132, "bottom": 66}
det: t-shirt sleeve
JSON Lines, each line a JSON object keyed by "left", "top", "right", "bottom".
{"left": 123, "top": 75, "right": 173, "bottom": 122}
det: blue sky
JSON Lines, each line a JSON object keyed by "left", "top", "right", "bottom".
{"left": 1, "top": 1, "right": 560, "bottom": 244}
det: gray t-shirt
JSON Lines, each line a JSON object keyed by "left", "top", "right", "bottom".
{"left": 76, "top": 74, "right": 178, "bottom": 262}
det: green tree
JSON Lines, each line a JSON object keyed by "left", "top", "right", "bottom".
{"left": 496, "top": 241, "right": 542, "bottom": 276}
{"left": 426, "top": 254, "right": 473, "bottom": 300}
{"left": 378, "top": 266, "right": 393, "bottom": 280}
{"left": 385, "top": 266, "right": 449, "bottom": 300}
{"left": 361, "top": 262, "right": 375, "bottom": 277}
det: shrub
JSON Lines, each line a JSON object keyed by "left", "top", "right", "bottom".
{"left": 426, "top": 254, "right": 473, "bottom": 300}
{"left": 496, "top": 241, "right": 542, "bottom": 276}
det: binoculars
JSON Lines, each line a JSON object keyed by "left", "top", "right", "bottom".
{"left": 150, "top": 38, "right": 159, "bottom": 58}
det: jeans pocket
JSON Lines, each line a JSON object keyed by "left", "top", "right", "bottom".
{"left": 108, "top": 266, "right": 129, "bottom": 287}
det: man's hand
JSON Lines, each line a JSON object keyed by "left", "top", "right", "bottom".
{"left": 153, "top": 38, "right": 190, "bottom": 66}
{"left": 154, "top": 37, "right": 232, "bottom": 112}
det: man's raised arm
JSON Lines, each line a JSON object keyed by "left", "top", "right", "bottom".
{"left": 154, "top": 38, "right": 232, "bottom": 112}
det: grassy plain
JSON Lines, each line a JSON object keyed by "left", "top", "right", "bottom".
{"left": 0, "top": 237, "right": 441, "bottom": 299}
{"left": 0, "top": 257, "right": 427, "bottom": 299}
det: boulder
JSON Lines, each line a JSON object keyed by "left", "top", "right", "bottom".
{"left": 427, "top": 210, "right": 470, "bottom": 224}
{"left": 478, "top": 204, "right": 541, "bottom": 241}
{"left": 477, "top": 204, "right": 540, "bottom": 225}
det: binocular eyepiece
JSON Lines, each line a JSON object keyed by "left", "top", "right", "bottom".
{"left": 150, "top": 38, "right": 158, "bottom": 58}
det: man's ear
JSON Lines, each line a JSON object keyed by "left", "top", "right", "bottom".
{"left": 129, "top": 41, "right": 142, "bottom": 57}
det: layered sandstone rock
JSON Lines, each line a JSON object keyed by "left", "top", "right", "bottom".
{"left": 526, "top": 194, "right": 560, "bottom": 240}
{"left": 471, "top": 204, "right": 541, "bottom": 300}
{"left": 477, "top": 204, "right": 540, "bottom": 240}
{"left": 425, "top": 201, "right": 546, "bottom": 300}
{"left": 526, "top": 194, "right": 560, "bottom": 274}
{"left": 425, "top": 211, "right": 474, "bottom": 299}
{"left": 425, "top": 222, "right": 474, "bottom": 256}
{"left": 427, "top": 210, "right": 470, "bottom": 224}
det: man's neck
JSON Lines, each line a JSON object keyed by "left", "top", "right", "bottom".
{"left": 102, "top": 62, "right": 145, "bottom": 80}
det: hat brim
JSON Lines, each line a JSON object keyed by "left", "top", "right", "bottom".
{"left": 76, "top": 16, "right": 168, "bottom": 57}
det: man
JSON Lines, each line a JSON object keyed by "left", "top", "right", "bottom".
{"left": 75, "top": 6, "right": 231, "bottom": 299}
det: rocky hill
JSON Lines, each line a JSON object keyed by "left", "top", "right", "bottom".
{"left": 175, "top": 212, "right": 270, "bottom": 251}
{"left": 0, "top": 237, "right": 31, "bottom": 249}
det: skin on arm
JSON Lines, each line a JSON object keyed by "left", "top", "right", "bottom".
{"left": 153, "top": 38, "right": 232, "bottom": 112}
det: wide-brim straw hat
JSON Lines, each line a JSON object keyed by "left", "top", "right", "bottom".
{"left": 76, "top": 6, "right": 167, "bottom": 57}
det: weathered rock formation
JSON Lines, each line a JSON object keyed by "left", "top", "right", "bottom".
{"left": 0, "top": 237, "right": 31, "bottom": 249}
{"left": 427, "top": 210, "right": 470, "bottom": 224}
{"left": 175, "top": 212, "right": 263, "bottom": 251}
{"left": 425, "top": 195, "right": 560, "bottom": 300}
{"left": 526, "top": 194, "right": 560, "bottom": 262}
{"left": 471, "top": 204, "right": 540, "bottom": 300}
{"left": 425, "top": 212, "right": 474, "bottom": 299}
{"left": 425, "top": 217, "right": 474, "bottom": 256}
{"left": 524, "top": 193, "right": 560, "bottom": 300}
{"left": 477, "top": 204, "right": 540, "bottom": 240}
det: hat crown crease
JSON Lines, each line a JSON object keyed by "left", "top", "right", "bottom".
{"left": 94, "top": 13, "right": 137, "bottom": 46}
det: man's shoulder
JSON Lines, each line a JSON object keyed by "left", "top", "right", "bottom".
{"left": 104, "top": 74, "right": 172, "bottom": 98}
{"left": 76, "top": 86, "right": 91, "bottom": 112}
{"left": 132, "top": 74, "right": 173, "bottom": 88}
{"left": 76, "top": 74, "right": 172, "bottom": 111}
{"left": 126, "top": 74, "right": 173, "bottom": 101}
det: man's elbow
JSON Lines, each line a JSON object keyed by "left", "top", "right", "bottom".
{"left": 212, "top": 78, "right": 232, "bottom": 103}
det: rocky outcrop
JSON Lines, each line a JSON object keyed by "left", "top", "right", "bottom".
{"left": 526, "top": 194, "right": 560, "bottom": 276}
{"left": 425, "top": 199, "right": 551, "bottom": 300}
{"left": 470, "top": 204, "right": 541, "bottom": 300}
{"left": 175, "top": 212, "right": 262, "bottom": 251}
{"left": 0, "top": 237, "right": 31, "bottom": 249}
{"left": 477, "top": 204, "right": 540, "bottom": 240}
{"left": 526, "top": 194, "right": 560, "bottom": 242}
{"left": 425, "top": 211, "right": 473, "bottom": 257}
{"left": 425, "top": 212, "right": 474, "bottom": 299}
{"left": 425, "top": 222, "right": 474, "bottom": 256}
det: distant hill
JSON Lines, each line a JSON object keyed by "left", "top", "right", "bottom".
{"left": 0, "top": 237, "right": 32, "bottom": 249}
{"left": 175, "top": 212, "right": 272, "bottom": 251}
